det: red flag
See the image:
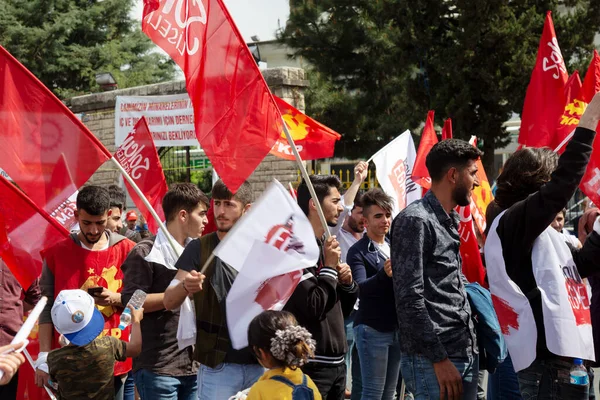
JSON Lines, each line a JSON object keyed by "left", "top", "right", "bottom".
{"left": 142, "top": 0, "right": 283, "bottom": 192}
{"left": 412, "top": 111, "right": 438, "bottom": 190}
{"left": 270, "top": 96, "right": 341, "bottom": 160}
{"left": 582, "top": 50, "right": 600, "bottom": 104}
{"left": 0, "top": 45, "right": 110, "bottom": 212}
{"left": 203, "top": 198, "right": 218, "bottom": 236}
{"left": 115, "top": 117, "right": 168, "bottom": 234}
{"left": 518, "top": 11, "right": 568, "bottom": 148}
{"left": 0, "top": 176, "right": 69, "bottom": 289}
{"left": 553, "top": 71, "right": 583, "bottom": 152}
{"left": 441, "top": 118, "right": 453, "bottom": 140}
{"left": 457, "top": 205, "right": 486, "bottom": 287}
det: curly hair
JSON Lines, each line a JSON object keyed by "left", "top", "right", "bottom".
{"left": 494, "top": 147, "right": 558, "bottom": 210}
{"left": 248, "top": 310, "right": 316, "bottom": 370}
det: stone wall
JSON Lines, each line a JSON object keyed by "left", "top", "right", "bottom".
{"left": 66, "top": 68, "right": 309, "bottom": 198}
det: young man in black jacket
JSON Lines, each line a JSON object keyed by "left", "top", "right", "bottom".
{"left": 284, "top": 175, "right": 359, "bottom": 400}
{"left": 485, "top": 92, "right": 600, "bottom": 399}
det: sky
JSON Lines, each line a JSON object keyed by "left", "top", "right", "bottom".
{"left": 132, "top": 0, "right": 290, "bottom": 42}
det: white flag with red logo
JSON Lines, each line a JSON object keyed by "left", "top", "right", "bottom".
{"left": 371, "top": 130, "right": 421, "bottom": 217}
{"left": 216, "top": 180, "right": 319, "bottom": 349}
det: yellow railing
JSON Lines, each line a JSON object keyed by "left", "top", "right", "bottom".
{"left": 295, "top": 169, "right": 379, "bottom": 190}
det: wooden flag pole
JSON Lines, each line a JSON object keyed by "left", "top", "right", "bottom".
{"left": 281, "top": 120, "right": 332, "bottom": 239}
{"left": 110, "top": 157, "right": 181, "bottom": 257}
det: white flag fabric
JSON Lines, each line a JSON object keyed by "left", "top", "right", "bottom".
{"left": 217, "top": 180, "right": 320, "bottom": 349}
{"left": 371, "top": 130, "right": 421, "bottom": 216}
{"left": 486, "top": 211, "right": 595, "bottom": 371}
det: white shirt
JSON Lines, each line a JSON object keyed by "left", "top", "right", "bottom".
{"left": 331, "top": 202, "right": 362, "bottom": 262}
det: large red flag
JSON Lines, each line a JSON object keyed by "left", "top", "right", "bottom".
{"left": 582, "top": 50, "right": 600, "bottom": 104}
{"left": 115, "top": 117, "right": 168, "bottom": 234}
{"left": 553, "top": 71, "right": 583, "bottom": 152}
{"left": 0, "top": 45, "right": 111, "bottom": 212}
{"left": 142, "top": 0, "right": 283, "bottom": 192}
{"left": 270, "top": 96, "right": 341, "bottom": 160}
{"left": 412, "top": 111, "right": 438, "bottom": 190}
{"left": 518, "top": 11, "right": 568, "bottom": 148}
{"left": 0, "top": 176, "right": 69, "bottom": 290}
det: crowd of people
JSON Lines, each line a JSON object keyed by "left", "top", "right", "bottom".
{"left": 0, "top": 92, "right": 600, "bottom": 400}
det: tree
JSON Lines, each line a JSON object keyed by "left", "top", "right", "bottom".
{"left": 0, "top": 0, "right": 176, "bottom": 98}
{"left": 281, "top": 0, "right": 600, "bottom": 176}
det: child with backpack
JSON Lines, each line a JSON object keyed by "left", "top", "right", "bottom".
{"left": 246, "top": 310, "right": 322, "bottom": 400}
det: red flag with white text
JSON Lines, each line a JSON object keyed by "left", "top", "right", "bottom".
{"left": 115, "top": 117, "right": 168, "bottom": 234}
{"left": 270, "top": 96, "right": 341, "bottom": 160}
{"left": 0, "top": 176, "right": 69, "bottom": 289}
{"left": 142, "top": 0, "right": 282, "bottom": 192}
{"left": 518, "top": 11, "right": 568, "bottom": 148}
{"left": 412, "top": 111, "right": 438, "bottom": 190}
{"left": 457, "top": 205, "right": 486, "bottom": 287}
{"left": 0, "top": 45, "right": 110, "bottom": 213}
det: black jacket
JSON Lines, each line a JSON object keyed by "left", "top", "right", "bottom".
{"left": 283, "top": 241, "right": 358, "bottom": 366}
{"left": 492, "top": 126, "right": 600, "bottom": 359}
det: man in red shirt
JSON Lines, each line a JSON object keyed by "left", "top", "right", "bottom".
{"left": 35, "top": 186, "right": 135, "bottom": 400}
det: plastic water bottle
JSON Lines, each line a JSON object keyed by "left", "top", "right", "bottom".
{"left": 118, "top": 289, "right": 146, "bottom": 330}
{"left": 570, "top": 358, "right": 589, "bottom": 386}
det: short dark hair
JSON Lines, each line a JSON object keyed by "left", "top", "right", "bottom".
{"left": 351, "top": 190, "right": 365, "bottom": 210}
{"left": 361, "top": 188, "right": 393, "bottom": 216}
{"left": 211, "top": 179, "right": 253, "bottom": 206}
{"left": 162, "top": 183, "right": 210, "bottom": 222}
{"left": 77, "top": 186, "right": 110, "bottom": 216}
{"left": 107, "top": 184, "right": 127, "bottom": 211}
{"left": 297, "top": 175, "right": 342, "bottom": 216}
{"left": 494, "top": 147, "right": 558, "bottom": 210}
{"left": 425, "top": 139, "right": 483, "bottom": 182}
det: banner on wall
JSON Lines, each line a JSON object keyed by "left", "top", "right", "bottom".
{"left": 114, "top": 94, "right": 199, "bottom": 147}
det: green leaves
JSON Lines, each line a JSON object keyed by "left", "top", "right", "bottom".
{"left": 0, "top": 0, "right": 176, "bottom": 98}
{"left": 281, "top": 0, "right": 600, "bottom": 175}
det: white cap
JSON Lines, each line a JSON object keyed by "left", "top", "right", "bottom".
{"left": 51, "top": 289, "right": 104, "bottom": 346}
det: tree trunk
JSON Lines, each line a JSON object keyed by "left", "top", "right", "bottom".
{"left": 481, "top": 139, "right": 497, "bottom": 182}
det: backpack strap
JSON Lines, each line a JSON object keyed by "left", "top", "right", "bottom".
{"left": 270, "top": 375, "right": 297, "bottom": 388}
{"left": 302, "top": 374, "right": 307, "bottom": 385}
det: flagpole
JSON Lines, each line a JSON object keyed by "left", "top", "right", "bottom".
{"left": 553, "top": 129, "right": 575, "bottom": 153}
{"left": 22, "top": 349, "right": 58, "bottom": 400}
{"left": 281, "top": 121, "right": 331, "bottom": 239}
{"left": 110, "top": 157, "right": 181, "bottom": 257}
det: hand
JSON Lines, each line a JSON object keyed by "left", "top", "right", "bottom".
{"left": 323, "top": 236, "right": 341, "bottom": 267}
{"left": 183, "top": 270, "right": 205, "bottom": 294}
{"left": 129, "top": 305, "right": 144, "bottom": 323}
{"left": 337, "top": 263, "right": 353, "bottom": 285}
{"left": 354, "top": 161, "right": 369, "bottom": 184}
{"left": 139, "top": 213, "right": 146, "bottom": 224}
{"left": 384, "top": 259, "right": 392, "bottom": 277}
{"left": 579, "top": 92, "right": 600, "bottom": 131}
{"left": 0, "top": 343, "right": 25, "bottom": 385}
{"left": 92, "top": 288, "right": 121, "bottom": 307}
{"left": 34, "top": 350, "right": 50, "bottom": 388}
{"left": 433, "top": 358, "right": 463, "bottom": 400}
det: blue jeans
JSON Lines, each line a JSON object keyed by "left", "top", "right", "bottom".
{"left": 517, "top": 357, "right": 588, "bottom": 400}
{"left": 345, "top": 315, "right": 362, "bottom": 400}
{"left": 134, "top": 369, "right": 197, "bottom": 399}
{"left": 354, "top": 325, "right": 401, "bottom": 400}
{"left": 197, "top": 363, "right": 264, "bottom": 400}
{"left": 114, "top": 372, "right": 134, "bottom": 400}
{"left": 401, "top": 352, "right": 479, "bottom": 400}
{"left": 487, "top": 353, "right": 522, "bottom": 399}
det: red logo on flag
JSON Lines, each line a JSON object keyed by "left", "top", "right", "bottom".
{"left": 492, "top": 294, "right": 520, "bottom": 335}
{"left": 264, "top": 216, "right": 305, "bottom": 255}
{"left": 389, "top": 159, "right": 409, "bottom": 210}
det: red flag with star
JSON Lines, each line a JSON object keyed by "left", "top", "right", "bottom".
{"left": 270, "top": 96, "right": 341, "bottom": 160}
{"left": 553, "top": 71, "right": 583, "bottom": 152}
